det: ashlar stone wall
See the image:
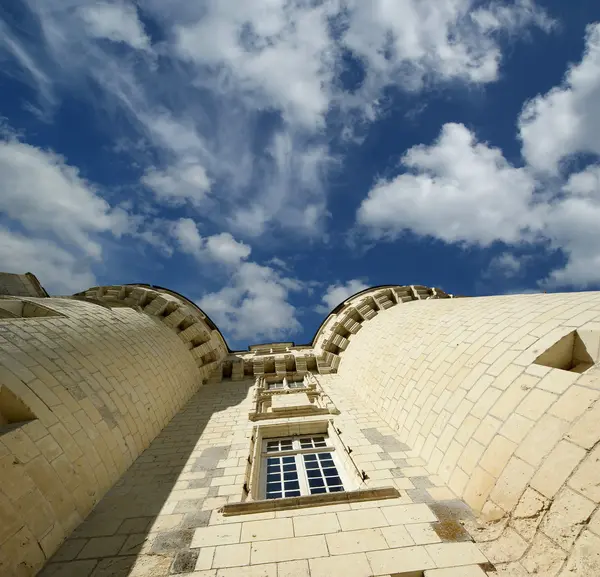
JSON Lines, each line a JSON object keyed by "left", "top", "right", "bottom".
{"left": 40, "top": 378, "right": 491, "bottom": 577}
{"left": 332, "top": 291, "right": 600, "bottom": 575}
{"left": 0, "top": 298, "right": 203, "bottom": 576}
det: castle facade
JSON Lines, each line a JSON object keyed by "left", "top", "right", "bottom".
{"left": 0, "top": 272, "right": 599, "bottom": 576}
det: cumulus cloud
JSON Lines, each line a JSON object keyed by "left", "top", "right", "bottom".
{"left": 349, "top": 23, "right": 600, "bottom": 289}
{"left": 172, "top": 218, "right": 251, "bottom": 265}
{"left": 0, "top": 135, "right": 148, "bottom": 293}
{"left": 484, "top": 253, "right": 526, "bottom": 279}
{"left": 357, "top": 98, "right": 600, "bottom": 289}
{"left": 79, "top": 2, "right": 151, "bottom": 51}
{"left": 344, "top": 0, "right": 553, "bottom": 99}
{"left": 142, "top": 162, "right": 211, "bottom": 207}
{"left": 1, "top": 0, "right": 554, "bottom": 243}
{"left": 315, "top": 279, "right": 370, "bottom": 314}
{"left": 519, "top": 22, "right": 600, "bottom": 173}
{"left": 357, "top": 123, "right": 541, "bottom": 246}
{"left": 198, "top": 262, "right": 303, "bottom": 343}
{"left": 205, "top": 233, "right": 252, "bottom": 265}
{"left": 0, "top": 229, "right": 96, "bottom": 294}
{"left": 542, "top": 165, "right": 600, "bottom": 287}
{"left": 0, "top": 137, "right": 131, "bottom": 259}
{"left": 171, "top": 218, "right": 300, "bottom": 341}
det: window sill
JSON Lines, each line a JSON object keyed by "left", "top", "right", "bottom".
{"left": 220, "top": 486, "right": 400, "bottom": 517}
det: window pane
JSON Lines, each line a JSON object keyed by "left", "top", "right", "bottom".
{"left": 299, "top": 436, "right": 330, "bottom": 450}
{"left": 265, "top": 452, "right": 299, "bottom": 499}
{"left": 302, "top": 452, "right": 344, "bottom": 495}
{"left": 266, "top": 439, "right": 293, "bottom": 453}
{"left": 264, "top": 437, "right": 344, "bottom": 500}
{"left": 288, "top": 382, "right": 305, "bottom": 389}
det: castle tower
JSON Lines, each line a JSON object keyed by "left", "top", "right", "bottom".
{"left": 0, "top": 273, "right": 599, "bottom": 576}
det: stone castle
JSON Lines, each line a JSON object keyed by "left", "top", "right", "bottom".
{"left": 0, "top": 271, "right": 599, "bottom": 577}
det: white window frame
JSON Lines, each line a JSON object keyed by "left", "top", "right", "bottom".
{"left": 266, "top": 377, "right": 307, "bottom": 391}
{"left": 259, "top": 434, "right": 346, "bottom": 500}
{"left": 266, "top": 382, "right": 285, "bottom": 390}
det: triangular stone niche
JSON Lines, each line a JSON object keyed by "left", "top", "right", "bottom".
{"left": 534, "top": 329, "right": 600, "bottom": 374}
{"left": 0, "top": 385, "right": 37, "bottom": 430}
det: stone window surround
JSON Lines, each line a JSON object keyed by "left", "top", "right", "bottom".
{"left": 219, "top": 417, "right": 398, "bottom": 518}
{"left": 266, "top": 377, "right": 307, "bottom": 391}
{"left": 224, "top": 416, "right": 398, "bottom": 513}
{"left": 249, "top": 374, "right": 340, "bottom": 421}
{"left": 260, "top": 433, "right": 346, "bottom": 499}
{"left": 248, "top": 419, "right": 363, "bottom": 501}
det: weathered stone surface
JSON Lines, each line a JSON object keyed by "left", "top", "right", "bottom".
{"left": 478, "top": 527, "right": 528, "bottom": 564}
{"left": 541, "top": 488, "right": 595, "bottom": 549}
{"left": 558, "top": 530, "right": 600, "bottom": 576}
{"left": 521, "top": 533, "right": 567, "bottom": 576}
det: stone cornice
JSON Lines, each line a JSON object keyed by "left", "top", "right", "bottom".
{"left": 71, "top": 283, "right": 455, "bottom": 383}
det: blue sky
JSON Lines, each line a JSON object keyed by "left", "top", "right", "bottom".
{"left": 1, "top": 0, "right": 600, "bottom": 350}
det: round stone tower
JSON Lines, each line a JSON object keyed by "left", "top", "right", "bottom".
{"left": 1, "top": 275, "right": 599, "bottom": 576}
{"left": 0, "top": 281, "right": 227, "bottom": 575}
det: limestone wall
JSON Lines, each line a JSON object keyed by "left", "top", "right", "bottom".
{"left": 0, "top": 272, "right": 47, "bottom": 298}
{"left": 333, "top": 291, "right": 600, "bottom": 574}
{"left": 40, "top": 378, "right": 491, "bottom": 577}
{"left": 0, "top": 297, "right": 203, "bottom": 575}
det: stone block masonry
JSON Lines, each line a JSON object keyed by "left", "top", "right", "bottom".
{"left": 330, "top": 290, "right": 600, "bottom": 575}
{"left": 3, "top": 276, "right": 600, "bottom": 577}
{"left": 40, "top": 380, "right": 490, "bottom": 577}
{"left": 0, "top": 297, "right": 205, "bottom": 575}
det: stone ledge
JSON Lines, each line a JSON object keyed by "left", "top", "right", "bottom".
{"left": 220, "top": 486, "right": 400, "bottom": 516}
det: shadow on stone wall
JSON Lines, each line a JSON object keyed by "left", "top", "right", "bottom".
{"left": 39, "top": 382, "right": 251, "bottom": 577}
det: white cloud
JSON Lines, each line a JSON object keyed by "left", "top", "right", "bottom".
{"left": 174, "top": 0, "right": 337, "bottom": 130}
{"left": 79, "top": 2, "right": 151, "bottom": 51}
{"left": 172, "top": 218, "right": 252, "bottom": 266}
{"left": 0, "top": 228, "right": 96, "bottom": 294}
{"left": 2, "top": 0, "right": 553, "bottom": 243}
{"left": 357, "top": 123, "right": 541, "bottom": 246}
{"left": 227, "top": 132, "right": 332, "bottom": 237}
{"left": 0, "top": 138, "right": 131, "bottom": 258}
{"left": 542, "top": 165, "right": 600, "bottom": 287}
{"left": 342, "top": 0, "right": 552, "bottom": 111}
{"left": 356, "top": 126, "right": 600, "bottom": 288}
{"left": 198, "top": 261, "right": 302, "bottom": 343}
{"left": 205, "top": 233, "right": 252, "bottom": 265}
{"left": 142, "top": 162, "right": 211, "bottom": 206}
{"left": 315, "top": 279, "right": 370, "bottom": 314}
{"left": 519, "top": 23, "right": 600, "bottom": 173}
{"left": 171, "top": 217, "right": 300, "bottom": 341}
{"left": 484, "top": 252, "right": 525, "bottom": 279}
{"left": 173, "top": 0, "right": 553, "bottom": 129}
{"left": 172, "top": 218, "right": 204, "bottom": 256}
{"left": 0, "top": 21, "right": 55, "bottom": 117}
